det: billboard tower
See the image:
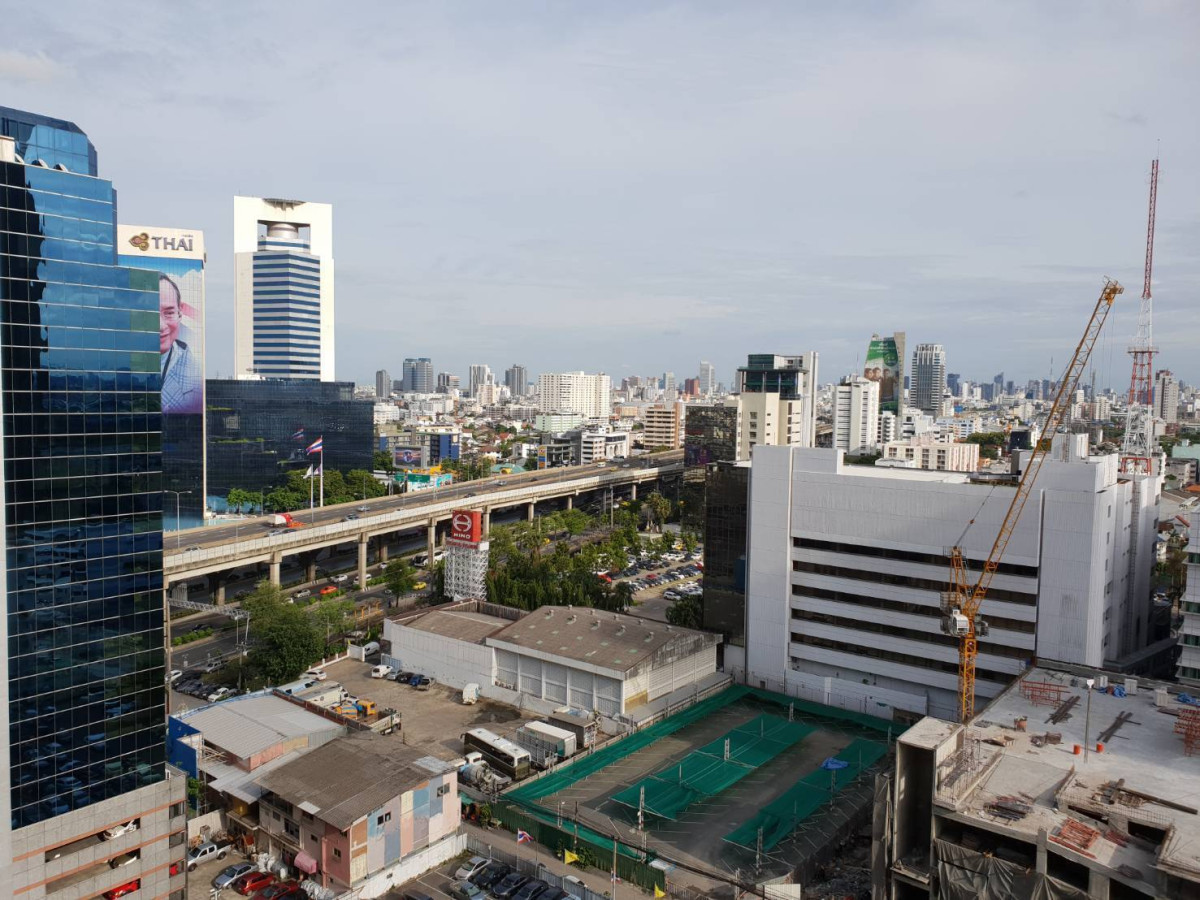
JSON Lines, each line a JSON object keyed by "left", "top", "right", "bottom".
{"left": 444, "top": 510, "right": 489, "bottom": 601}
{"left": 118, "top": 224, "right": 207, "bottom": 530}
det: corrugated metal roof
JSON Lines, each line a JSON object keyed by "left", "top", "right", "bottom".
{"left": 202, "top": 750, "right": 304, "bottom": 803}
{"left": 255, "top": 734, "right": 436, "bottom": 831}
{"left": 405, "top": 609, "right": 510, "bottom": 644}
{"left": 181, "top": 694, "right": 342, "bottom": 760}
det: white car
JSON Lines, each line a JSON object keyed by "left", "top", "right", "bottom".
{"left": 371, "top": 665, "right": 393, "bottom": 679}
{"left": 332, "top": 574, "right": 349, "bottom": 584}
{"left": 454, "top": 855, "right": 490, "bottom": 881}
{"left": 168, "top": 670, "right": 182, "bottom": 682}
{"left": 303, "top": 668, "right": 327, "bottom": 681}
{"left": 101, "top": 820, "right": 138, "bottom": 841}
{"left": 206, "top": 687, "right": 232, "bottom": 703}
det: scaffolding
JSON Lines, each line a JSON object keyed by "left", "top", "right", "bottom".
{"left": 445, "top": 540, "right": 489, "bottom": 601}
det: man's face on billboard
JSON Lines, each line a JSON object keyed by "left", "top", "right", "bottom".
{"left": 160, "top": 277, "right": 181, "bottom": 354}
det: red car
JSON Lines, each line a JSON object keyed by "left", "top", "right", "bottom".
{"left": 103, "top": 880, "right": 140, "bottom": 900}
{"left": 252, "top": 883, "right": 298, "bottom": 900}
{"left": 234, "top": 871, "right": 276, "bottom": 895}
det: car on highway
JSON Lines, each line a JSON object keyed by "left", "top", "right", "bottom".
{"left": 293, "top": 589, "right": 312, "bottom": 600}
{"left": 183, "top": 545, "right": 201, "bottom": 552}
{"left": 412, "top": 581, "right": 427, "bottom": 591}
{"left": 319, "top": 586, "right": 338, "bottom": 596}
{"left": 332, "top": 574, "right": 349, "bottom": 584}
{"left": 343, "top": 514, "right": 359, "bottom": 521}
{"left": 357, "top": 505, "right": 370, "bottom": 512}
{"left": 203, "top": 660, "right": 223, "bottom": 673}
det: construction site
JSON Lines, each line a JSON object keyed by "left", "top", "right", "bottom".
{"left": 499, "top": 685, "right": 898, "bottom": 895}
{"left": 884, "top": 663, "right": 1200, "bottom": 899}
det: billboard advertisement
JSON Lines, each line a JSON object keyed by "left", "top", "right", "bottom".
{"left": 448, "top": 509, "right": 483, "bottom": 546}
{"left": 119, "top": 225, "right": 206, "bottom": 529}
{"left": 864, "top": 332, "right": 905, "bottom": 415}
{"left": 392, "top": 446, "right": 424, "bottom": 468}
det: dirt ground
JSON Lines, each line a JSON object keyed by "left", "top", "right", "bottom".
{"left": 320, "top": 658, "right": 532, "bottom": 759}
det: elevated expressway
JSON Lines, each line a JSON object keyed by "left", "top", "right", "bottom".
{"left": 164, "top": 454, "right": 682, "bottom": 602}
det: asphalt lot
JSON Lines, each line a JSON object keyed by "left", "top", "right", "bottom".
{"left": 321, "top": 658, "right": 531, "bottom": 759}
{"left": 186, "top": 850, "right": 253, "bottom": 899}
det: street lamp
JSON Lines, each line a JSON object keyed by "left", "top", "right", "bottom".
{"left": 165, "top": 490, "right": 191, "bottom": 551}
{"left": 1084, "top": 678, "right": 1095, "bottom": 762}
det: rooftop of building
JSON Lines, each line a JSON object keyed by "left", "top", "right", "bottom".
{"left": 486, "top": 605, "right": 719, "bottom": 674}
{"left": 926, "top": 664, "right": 1200, "bottom": 888}
{"left": 403, "top": 607, "right": 512, "bottom": 644}
{"left": 255, "top": 733, "right": 437, "bottom": 831}
{"left": 174, "top": 692, "right": 344, "bottom": 762}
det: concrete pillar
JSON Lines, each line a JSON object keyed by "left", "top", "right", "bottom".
{"left": 269, "top": 552, "right": 283, "bottom": 587}
{"left": 527, "top": 501, "right": 536, "bottom": 522}
{"left": 299, "top": 550, "right": 318, "bottom": 584}
{"left": 378, "top": 538, "right": 389, "bottom": 564}
{"left": 427, "top": 520, "right": 437, "bottom": 563}
{"left": 358, "top": 534, "right": 369, "bottom": 589}
{"left": 207, "top": 572, "right": 227, "bottom": 606}
{"left": 1087, "top": 871, "right": 1110, "bottom": 900}
{"left": 482, "top": 508, "right": 492, "bottom": 537}
{"left": 1035, "top": 828, "right": 1048, "bottom": 874}
{"left": 566, "top": 494, "right": 573, "bottom": 510}
{"left": 630, "top": 483, "right": 638, "bottom": 501}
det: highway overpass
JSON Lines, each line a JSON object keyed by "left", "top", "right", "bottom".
{"left": 165, "top": 454, "right": 682, "bottom": 601}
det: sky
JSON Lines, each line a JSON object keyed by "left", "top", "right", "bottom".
{"left": 5, "top": 1, "right": 1199, "bottom": 390}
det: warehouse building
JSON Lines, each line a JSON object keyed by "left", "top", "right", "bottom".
{"left": 383, "top": 601, "right": 720, "bottom": 716}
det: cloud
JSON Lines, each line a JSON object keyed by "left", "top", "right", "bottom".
{"left": 0, "top": 49, "right": 67, "bottom": 82}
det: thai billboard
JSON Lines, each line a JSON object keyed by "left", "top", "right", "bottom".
{"left": 392, "top": 446, "right": 424, "bottom": 468}
{"left": 119, "top": 224, "right": 206, "bottom": 530}
{"left": 448, "top": 509, "right": 483, "bottom": 546}
{"left": 864, "top": 332, "right": 905, "bottom": 415}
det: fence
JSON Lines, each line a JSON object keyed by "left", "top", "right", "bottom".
{"left": 467, "top": 831, "right": 654, "bottom": 900}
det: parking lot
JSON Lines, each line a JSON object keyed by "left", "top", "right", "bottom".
{"left": 617, "top": 550, "right": 703, "bottom": 624}
{"left": 186, "top": 851, "right": 253, "bottom": 899}
{"left": 321, "top": 658, "right": 531, "bottom": 759}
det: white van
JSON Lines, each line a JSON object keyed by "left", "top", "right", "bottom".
{"left": 360, "top": 641, "right": 380, "bottom": 657}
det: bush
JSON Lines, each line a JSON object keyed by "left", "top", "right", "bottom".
{"left": 171, "top": 627, "right": 213, "bottom": 647}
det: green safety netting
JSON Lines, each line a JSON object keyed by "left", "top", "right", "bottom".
{"left": 610, "top": 715, "right": 814, "bottom": 820}
{"left": 723, "top": 737, "right": 888, "bottom": 851}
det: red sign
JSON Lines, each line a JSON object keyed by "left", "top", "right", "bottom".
{"left": 449, "top": 509, "right": 482, "bottom": 545}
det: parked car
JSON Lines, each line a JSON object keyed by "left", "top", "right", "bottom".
{"left": 302, "top": 668, "right": 326, "bottom": 681}
{"left": 103, "top": 880, "right": 140, "bottom": 900}
{"left": 250, "top": 883, "right": 298, "bottom": 900}
{"left": 454, "top": 856, "right": 490, "bottom": 883}
{"left": 470, "top": 861, "right": 512, "bottom": 889}
{"left": 414, "top": 676, "right": 432, "bottom": 691}
{"left": 212, "top": 862, "right": 255, "bottom": 889}
{"left": 491, "top": 872, "right": 531, "bottom": 898}
{"left": 407, "top": 673, "right": 425, "bottom": 686}
{"left": 101, "top": 820, "right": 138, "bottom": 840}
{"left": 394, "top": 671, "right": 414, "bottom": 683}
{"left": 663, "top": 590, "right": 680, "bottom": 601}
{"left": 401, "top": 891, "right": 435, "bottom": 900}
{"left": 512, "top": 879, "right": 551, "bottom": 900}
{"left": 168, "top": 670, "right": 182, "bottom": 682}
{"left": 233, "top": 871, "right": 276, "bottom": 895}
{"left": 447, "top": 881, "right": 484, "bottom": 900}
{"left": 108, "top": 852, "right": 138, "bottom": 869}
{"left": 187, "top": 840, "right": 229, "bottom": 870}
{"left": 539, "top": 891, "right": 571, "bottom": 900}
{"left": 206, "top": 687, "right": 232, "bottom": 703}
{"left": 371, "top": 664, "right": 393, "bottom": 679}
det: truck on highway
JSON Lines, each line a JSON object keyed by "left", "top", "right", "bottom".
{"left": 267, "top": 513, "right": 304, "bottom": 528}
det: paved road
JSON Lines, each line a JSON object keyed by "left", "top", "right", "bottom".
{"left": 173, "top": 455, "right": 678, "bottom": 553}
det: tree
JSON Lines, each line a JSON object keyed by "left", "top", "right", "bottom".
{"left": 523, "top": 458, "right": 539, "bottom": 471}
{"left": 383, "top": 558, "right": 417, "bottom": 597}
{"left": 658, "top": 531, "right": 676, "bottom": 556}
{"left": 373, "top": 450, "right": 395, "bottom": 473}
{"left": 641, "top": 491, "right": 671, "bottom": 532}
{"left": 309, "top": 597, "right": 354, "bottom": 645}
{"left": 666, "top": 594, "right": 702, "bottom": 629}
{"left": 680, "top": 530, "right": 699, "bottom": 555}
{"left": 242, "top": 581, "right": 325, "bottom": 683}
{"left": 346, "top": 469, "right": 387, "bottom": 501}
{"left": 226, "top": 488, "right": 254, "bottom": 513}
{"left": 965, "top": 431, "right": 1007, "bottom": 461}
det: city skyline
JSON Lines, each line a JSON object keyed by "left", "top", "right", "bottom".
{"left": 4, "top": 3, "right": 1198, "bottom": 389}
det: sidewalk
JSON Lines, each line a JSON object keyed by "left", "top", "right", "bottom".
{"left": 462, "top": 821, "right": 643, "bottom": 898}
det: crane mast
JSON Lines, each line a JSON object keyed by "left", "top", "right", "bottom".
{"left": 943, "top": 279, "right": 1123, "bottom": 723}
{"left": 1121, "top": 159, "right": 1159, "bottom": 474}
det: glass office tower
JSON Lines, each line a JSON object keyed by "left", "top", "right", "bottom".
{"left": 1, "top": 108, "right": 184, "bottom": 898}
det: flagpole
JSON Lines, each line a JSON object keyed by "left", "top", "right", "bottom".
{"left": 320, "top": 443, "right": 325, "bottom": 508}
{"left": 309, "top": 467, "right": 314, "bottom": 516}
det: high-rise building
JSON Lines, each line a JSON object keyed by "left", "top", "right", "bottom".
{"left": 734, "top": 352, "right": 818, "bottom": 458}
{"left": 643, "top": 404, "right": 683, "bottom": 450}
{"left": 436, "top": 371, "right": 460, "bottom": 394}
{"left": 683, "top": 403, "right": 739, "bottom": 467}
{"left": 233, "top": 196, "right": 335, "bottom": 380}
{"left": 946, "top": 372, "right": 961, "bottom": 397}
{"left": 744, "top": 437, "right": 1159, "bottom": 721}
{"left": 0, "top": 107, "right": 186, "bottom": 896}
{"left": 911, "top": 342, "right": 947, "bottom": 416}
{"left": 1155, "top": 369, "right": 1179, "bottom": 424}
{"left": 117, "top": 224, "right": 207, "bottom": 531}
{"left": 536, "top": 371, "right": 612, "bottom": 419}
{"left": 376, "top": 368, "right": 391, "bottom": 399}
{"left": 864, "top": 332, "right": 906, "bottom": 414}
{"left": 661, "top": 372, "right": 676, "bottom": 394}
{"left": 402, "top": 357, "right": 433, "bottom": 393}
{"left": 698, "top": 361, "right": 717, "bottom": 397}
{"left": 831, "top": 375, "right": 879, "bottom": 455}
{"left": 504, "top": 364, "right": 528, "bottom": 398}
{"left": 467, "top": 364, "right": 493, "bottom": 398}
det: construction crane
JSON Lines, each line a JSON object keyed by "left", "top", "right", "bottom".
{"left": 942, "top": 279, "right": 1123, "bottom": 723}
{"left": 1121, "top": 158, "right": 1159, "bottom": 474}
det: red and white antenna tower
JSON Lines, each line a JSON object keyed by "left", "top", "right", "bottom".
{"left": 1120, "top": 158, "right": 1159, "bottom": 474}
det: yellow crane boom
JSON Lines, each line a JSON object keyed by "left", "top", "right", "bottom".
{"left": 946, "top": 278, "right": 1123, "bottom": 723}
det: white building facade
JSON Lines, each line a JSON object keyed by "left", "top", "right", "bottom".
{"left": 744, "top": 439, "right": 1159, "bottom": 721}
{"left": 537, "top": 371, "right": 612, "bottom": 419}
{"left": 233, "top": 196, "right": 335, "bottom": 380}
{"left": 832, "top": 375, "right": 879, "bottom": 455}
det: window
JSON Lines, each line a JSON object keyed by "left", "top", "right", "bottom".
{"left": 284, "top": 819, "right": 299, "bottom": 839}
{"left": 333, "top": 848, "right": 342, "bottom": 859}
{"left": 376, "top": 812, "right": 391, "bottom": 826}
{"left": 169, "top": 831, "right": 185, "bottom": 847}
{"left": 169, "top": 802, "right": 185, "bottom": 818}
{"left": 437, "top": 784, "right": 451, "bottom": 797}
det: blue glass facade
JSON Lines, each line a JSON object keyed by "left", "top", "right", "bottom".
{"left": 251, "top": 233, "right": 322, "bottom": 378}
{"left": 1, "top": 109, "right": 166, "bottom": 829}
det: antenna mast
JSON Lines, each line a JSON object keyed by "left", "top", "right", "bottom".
{"left": 1120, "top": 159, "right": 1159, "bottom": 474}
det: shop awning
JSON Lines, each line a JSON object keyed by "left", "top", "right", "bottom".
{"left": 294, "top": 850, "right": 319, "bottom": 874}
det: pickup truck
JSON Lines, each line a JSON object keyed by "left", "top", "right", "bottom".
{"left": 187, "top": 840, "right": 231, "bottom": 871}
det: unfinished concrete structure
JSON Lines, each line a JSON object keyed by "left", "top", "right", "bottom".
{"left": 879, "top": 664, "right": 1200, "bottom": 899}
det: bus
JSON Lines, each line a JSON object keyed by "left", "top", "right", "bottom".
{"left": 462, "top": 728, "right": 532, "bottom": 781}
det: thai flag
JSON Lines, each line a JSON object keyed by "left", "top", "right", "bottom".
{"left": 305, "top": 437, "right": 323, "bottom": 455}
{"left": 516, "top": 829, "right": 532, "bottom": 845}
{"left": 292, "top": 429, "right": 305, "bottom": 440}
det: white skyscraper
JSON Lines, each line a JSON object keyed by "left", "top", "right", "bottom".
{"left": 832, "top": 375, "right": 880, "bottom": 455}
{"left": 1155, "top": 370, "right": 1180, "bottom": 424}
{"left": 698, "top": 361, "right": 717, "bottom": 397}
{"left": 911, "top": 343, "right": 947, "bottom": 415}
{"left": 537, "top": 371, "right": 612, "bottom": 419}
{"left": 233, "top": 196, "right": 335, "bottom": 380}
{"left": 468, "top": 364, "right": 493, "bottom": 398}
